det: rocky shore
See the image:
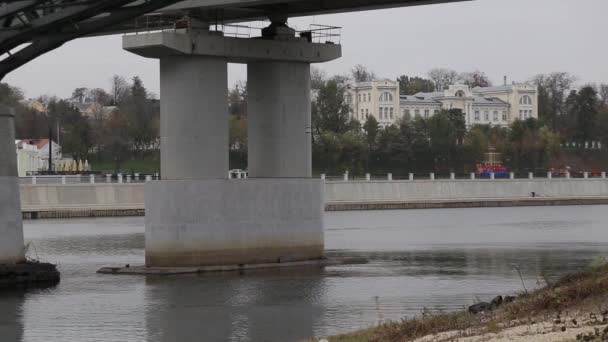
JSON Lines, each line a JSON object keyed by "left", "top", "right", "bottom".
{"left": 0, "top": 261, "right": 60, "bottom": 287}
{"left": 322, "top": 263, "right": 608, "bottom": 342}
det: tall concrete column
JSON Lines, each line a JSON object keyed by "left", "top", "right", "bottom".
{"left": 248, "top": 61, "right": 312, "bottom": 178}
{"left": 0, "top": 105, "right": 25, "bottom": 263}
{"left": 160, "top": 56, "right": 228, "bottom": 180}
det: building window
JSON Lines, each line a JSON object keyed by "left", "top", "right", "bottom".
{"left": 519, "top": 110, "right": 524, "bottom": 120}
{"left": 493, "top": 111, "right": 499, "bottom": 121}
{"left": 474, "top": 111, "right": 480, "bottom": 121}
{"left": 455, "top": 90, "right": 465, "bottom": 98}
{"left": 415, "top": 109, "right": 420, "bottom": 117}
{"left": 484, "top": 111, "right": 489, "bottom": 121}
{"left": 502, "top": 111, "right": 508, "bottom": 121}
{"left": 379, "top": 92, "right": 394, "bottom": 102}
{"left": 424, "top": 109, "right": 430, "bottom": 118}
{"left": 519, "top": 95, "right": 532, "bottom": 105}
{"left": 366, "top": 109, "right": 369, "bottom": 118}
{"left": 390, "top": 108, "right": 394, "bottom": 119}
{"left": 378, "top": 107, "right": 382, "bottom": 119}
{"left": 358, "top": 94, "right": 361, "bottom": 102}
{"left": 384, "top": 107, "right": 389, "bottom": 120}
{"left": 361, "top": 109, "right": 364, "bottom": 118}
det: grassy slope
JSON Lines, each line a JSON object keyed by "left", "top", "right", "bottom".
{"left": 323, "top": 263, "right": 608, "bottom": 342}
{"left": 91, "top": 159, "right": 160, "bottom": 174}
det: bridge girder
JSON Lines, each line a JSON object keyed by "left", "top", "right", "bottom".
{"left": 0, "top": 0, "right": 470, "bottom": 80}
{"left": 0, "top": 0, "right": 184, "bottom": 80}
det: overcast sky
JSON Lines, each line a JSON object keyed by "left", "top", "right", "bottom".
{"left": 4, "top": 0, "right": 607, "bottom": 99}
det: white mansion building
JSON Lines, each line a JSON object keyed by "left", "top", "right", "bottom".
{"left": 344, "top": 79, "right": 538, "bottom": 128}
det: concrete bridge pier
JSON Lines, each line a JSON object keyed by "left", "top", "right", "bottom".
{"left": 124, "top": 24, "right": 341, "bottom": 267}
{"left": 248, "top": 61, "right": 312, "bottom": 178}
{"left": 159, "top": 55, "right": 228, "bottom": 179}
{"left": 0, "top": 105, "right": 25, "bottom": 263}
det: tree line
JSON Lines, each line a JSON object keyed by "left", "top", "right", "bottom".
{"left": 2, "top": 76, "right": 159, "bottom": 171}
{"left": 4, "top": 65, "right": 608, "bottom": 174}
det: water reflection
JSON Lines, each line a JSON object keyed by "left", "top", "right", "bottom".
{"left": 9, "top": 206, "right": 608, "bottom": 341}
{"left": 145, "top": 268, "right": 326, "bottom": 342}
{"left": 0, "top": 291, "right": 23, "bottom": 342}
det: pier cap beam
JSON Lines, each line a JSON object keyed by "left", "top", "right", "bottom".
{"left": 123, "top": 31, "right": 342, "bottom": 63}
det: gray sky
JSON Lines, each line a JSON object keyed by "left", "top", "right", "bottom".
{"left": 5, "top": 0, "right": 607, "bottom": 99}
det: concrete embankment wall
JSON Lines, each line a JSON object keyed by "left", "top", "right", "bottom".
{"left": 324, "top": 179, "right": 608, "bottom": 210}
{"left": 19, "top": 179, "right": 608, "bottom": 218}
{"left": 20, "top": 184, "right": 144, "bottom": 219}
{"left": 324, "top": 179, "right": 608, "bottom": 202}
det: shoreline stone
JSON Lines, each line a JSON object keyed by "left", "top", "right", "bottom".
{"left": 0, "top": 261, "right": 60, "bottom": 287}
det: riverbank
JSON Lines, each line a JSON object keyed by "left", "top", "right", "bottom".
{"left": 323, "top": 263, "right": 608, "bottom": 342}
{"left": 18, "top": 179, "right": 608, "bottom": 218}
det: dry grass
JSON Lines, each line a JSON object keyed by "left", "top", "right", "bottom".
{"left": 321, "top": 263, "right": 608, "bottom": 342}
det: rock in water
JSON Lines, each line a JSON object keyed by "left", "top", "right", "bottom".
{"left": 491, "top": 295, "right": 503, "bottom": 309}
{"left": 468, "top": 302, "right": 492, "bottom": 314}
{"left": 504, "top": 296, "right": 516, "bottom": 304}
{"left": 0, "top": 261, "right": 60, "bottom": 288}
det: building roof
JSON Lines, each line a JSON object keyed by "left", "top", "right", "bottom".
{"left": 400, "top": 95, "right": 442, "bottom": 105}
{"left": 472, "top": 97, "right": 509, "bottom": 105}
{"left": 472, "top": 85, "right": 514, "bottom": 93}
{"left": 16, "top": 139, "right": 53, "bottom": 149}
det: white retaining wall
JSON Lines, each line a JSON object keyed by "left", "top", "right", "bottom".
{"left": 19, "top": 178, "right": 608, "bottom": 210}
{"left": 324, "top": 179, "right": 608, "bottom": 202}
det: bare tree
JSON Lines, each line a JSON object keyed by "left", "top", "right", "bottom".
{"left": 87, "top": 88, "right": 111, "bottom": 105}
{"left": 428, "top": 68, "right": 458, "bottom": 90}
{"left": 351, "top": 64, "right": 376, "bottom": 82}
{"left": 110, "top": 75, "right": 129, "bottom": 106}
{"left": 311, "top": 66, "right": 327, "bottom": 90}
{"left": 71, "top": 87, "right": 88, "bottom": 103}
{"left": 599, "top": 84, "right": 608, "bottom": 109}
{"left": 459, "top": 70, "right": 493, "bottom": 88}
{"left": 533, "top": 72, "right": 577, "bottom": 129}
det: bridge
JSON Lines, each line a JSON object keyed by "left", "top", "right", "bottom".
{"left": 0, "top": 0, "right": 468, "bottom": 270}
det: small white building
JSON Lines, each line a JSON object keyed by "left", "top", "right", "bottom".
{"left": 15, "top": 140, "right": 41, "bottom": 176}
{"left": 15, "top": 139, "right": 62, "bottom": 176}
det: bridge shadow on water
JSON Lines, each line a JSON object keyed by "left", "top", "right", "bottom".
{"left": 143, "top": 268, "right": 326, "bottom": 342}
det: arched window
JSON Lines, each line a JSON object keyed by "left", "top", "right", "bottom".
{"left": 520, "top": 95, "right": 532, "bottom": 105}
{"left": 455, "top": 90, "right": 465, "bottom": 98}
{"left": 379, "top": 92, "right": 394, "bottom": 102}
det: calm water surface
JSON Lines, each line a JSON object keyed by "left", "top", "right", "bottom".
{"left": 2, "top": 205, "right": 608, "bottom": 342}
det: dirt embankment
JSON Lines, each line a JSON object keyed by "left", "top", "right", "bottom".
{"left": 321, "top": 263, "right": 608, "bottom": 342}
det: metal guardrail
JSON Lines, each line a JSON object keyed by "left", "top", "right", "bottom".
{"left": 126, "top": 16, "right": 343, "bottom": 44}
{"left": 320, "top": 171, "right": 608, "bottom": 182}
{"left": 20, "top": 174, "right": 160, "bottom": 185}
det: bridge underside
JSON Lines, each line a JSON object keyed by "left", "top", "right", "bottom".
{"left": 110, "top": 0, "right": 470, "bottom": 32}
{"left": 0, "top": 0, "right": 468, "bottom": 79}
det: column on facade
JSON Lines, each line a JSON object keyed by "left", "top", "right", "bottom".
{"left": 159, "top": 56, "right": 228, "bottom": 180}
{"left": 0, "top": 105, "right": 25, "bottom": 263}
{"left": 247, "top": 61, "right": 312, "bottom": 178}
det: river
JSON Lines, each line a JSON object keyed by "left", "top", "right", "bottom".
{"left": 1, "top": 205, "right": 608, "bottom": 341}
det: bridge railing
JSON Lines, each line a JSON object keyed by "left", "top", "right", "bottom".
{"left": 320, "top": 171, "right": 608, "bottom": 182}
{"left": 19, "top": 173, "right": 160, "bottom": 185}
